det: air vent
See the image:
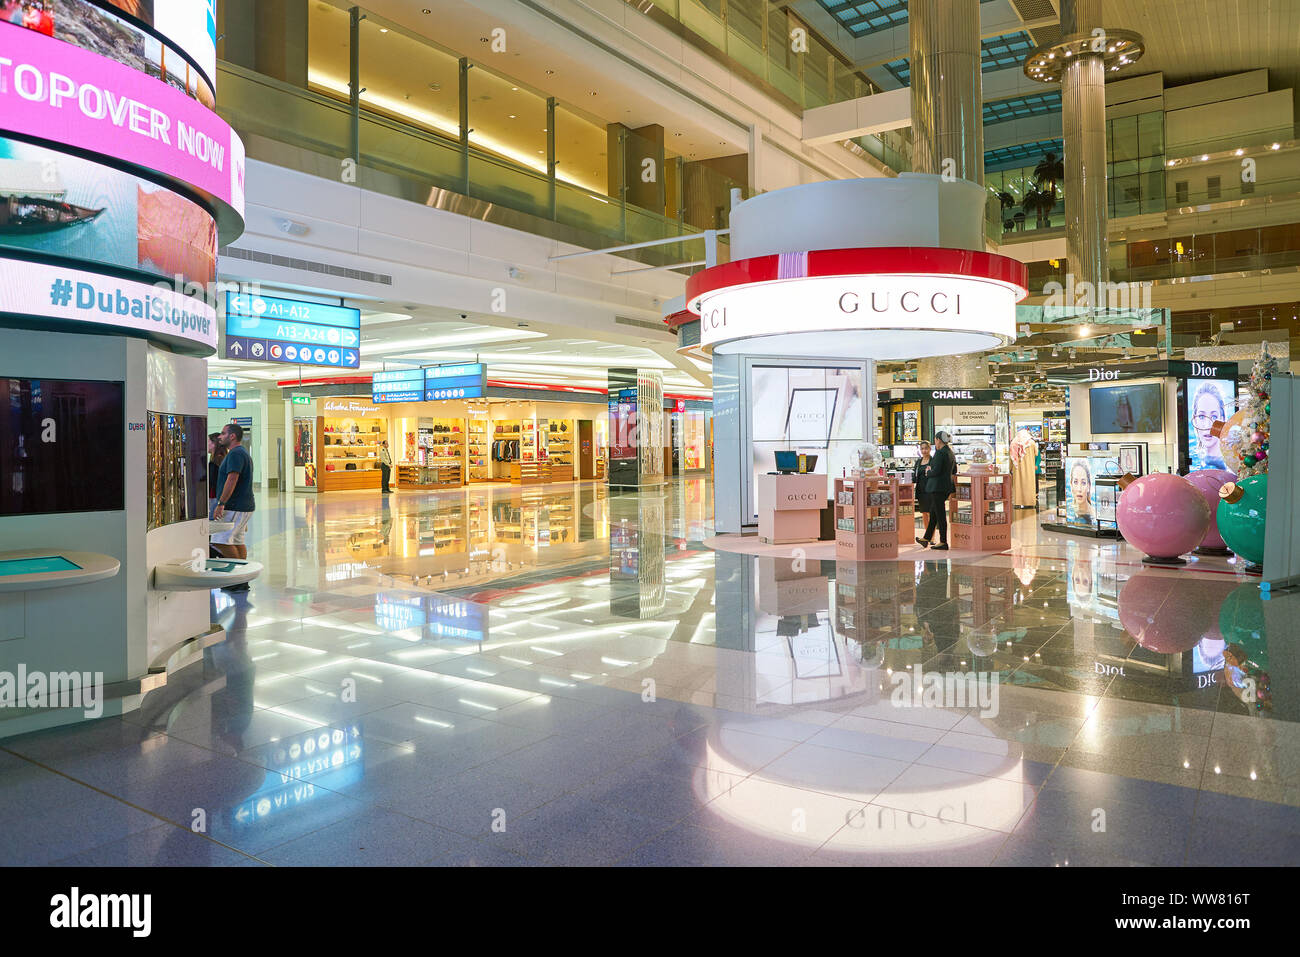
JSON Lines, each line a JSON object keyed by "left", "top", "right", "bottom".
{"left": 1011, "top": 0, "right": 1057, "bottom": 21}
{"left": 219, "top": 246, "right": 394, "bottom": 285}
{"left": 615, "top": 315, "right": 676, "bottom": 337}
{"left": 1030, "top": 24, "right": 1061, "bottom": 47}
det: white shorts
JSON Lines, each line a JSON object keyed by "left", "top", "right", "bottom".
{"left": 212, "top": 510, "right": 253, "bottom": 546}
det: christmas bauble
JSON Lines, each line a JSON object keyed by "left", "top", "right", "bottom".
{"left": 1185, "top": 468, "right": 1237, "bottom": 550}
{"left": 1265, "top": 403, "right": 1271, "bottom": 415}
{"left": 1217, "top": 474, "right": 1267, "bottom": 565}
{"left": 1217, "top": 409, "right": 1250, "bottom": 473}
{"left": 1116, "top": 473, "right": 1212, "bottom": 561}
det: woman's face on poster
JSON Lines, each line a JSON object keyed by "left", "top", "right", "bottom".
{"left": 1071, "top": 465, "right": 1092, "bottom": 512}
{"left": 1194, "top": 391, "right": 1224, "bottom": 454}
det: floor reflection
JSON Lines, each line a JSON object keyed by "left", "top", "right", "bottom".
{"left": 2, "top": 477, "right": 1296, "bottom": 866}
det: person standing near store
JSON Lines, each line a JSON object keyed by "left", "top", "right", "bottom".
{"left": 212, "top": 423, "right": 255, "bottom": 587}
{"left": 208, "top": 432, "right": 226, "bottom": 520}
{"left": 379, "top": 440, "right": 393, "bottom": 494}
{"left": 917, "top": 431, "right": 955, "bottom": 550}
{"left": 911, "top": 441, "right": 933, "bottom": 539}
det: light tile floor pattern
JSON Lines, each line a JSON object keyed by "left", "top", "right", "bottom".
{"left": 2, "top": 479, "right": 1297, "bottom": 866}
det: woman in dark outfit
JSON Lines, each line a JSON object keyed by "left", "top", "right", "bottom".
{"left": 917, "top": 431, "right": 956, "bottom": 550}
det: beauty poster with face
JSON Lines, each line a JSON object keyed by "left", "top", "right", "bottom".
{"left": 1064, "top": 457, "right": 1093, "bottom": 526}
{"left": 1187, "top": 378, "right": 1236, "bottom": 471}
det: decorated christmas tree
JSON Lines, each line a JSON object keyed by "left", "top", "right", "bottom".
{"left": 1228, "top": 342, "right": 1280, "bottom": 478}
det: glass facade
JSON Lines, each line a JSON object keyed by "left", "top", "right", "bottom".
{"left": 215, "top": 0, "right": 750, "bottom": 256}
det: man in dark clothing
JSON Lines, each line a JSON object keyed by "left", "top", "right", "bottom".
{"left": 917, "top": 431, "right": 955, "bottom": 550}
{"left": 213, "top": 422, "right": 255, "bottom": 562}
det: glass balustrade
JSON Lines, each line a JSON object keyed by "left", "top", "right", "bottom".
{"left": 214, "top": 0, "right": 750, "bottom": 260}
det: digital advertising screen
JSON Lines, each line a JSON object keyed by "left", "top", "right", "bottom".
{"left": 1064, "top": 456, "right": 1094, "bottom": 526}
{"left": 1187, "top": 378, "right": 1236, "bottom": 471}
{"left": 0, "top": 377, "right": 124, "bottom": 515}
{"left": 1089, "top": 383, "right": 1163, "bottom": 434}
{"left": 0, "top": 138, "right": 218, "bottom": 286}
{"left": 1, "top": 0, "right": 217, "bottom": 108}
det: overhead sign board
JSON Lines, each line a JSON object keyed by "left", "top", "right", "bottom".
{"left": 371, "top": 363, "right": 487, "bottom": 403}
{"left": 225, "top": 292, "right": 361, "bottom": 368}
{"left": 208, "top": 378, "right": 236, "bottom": 408}
{"left": 372, "top": 368, "right": 425, "bottom": 404}
{"left": 424, "top": 363, "right": 486, "bottom": 401}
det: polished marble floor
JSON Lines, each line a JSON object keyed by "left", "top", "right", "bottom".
{"left": 2, "top": 477, "right": 1298, "bottom": 866}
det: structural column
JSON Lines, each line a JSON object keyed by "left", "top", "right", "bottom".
{"left": 1060, "top": 0, "right": 1109, "bottom": 301}
{"left": 908, "top": 0, "right": 983, "bottom": 184}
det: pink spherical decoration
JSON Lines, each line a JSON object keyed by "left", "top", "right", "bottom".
{"left": 1184, "top": 468, "right": 1238, "bottom": 550}
{"left": 1117, "top": 571, "right": 1224, "bottom": 654}
{"left": 1116, "top": 473, "right": 1212, "bottom": 561}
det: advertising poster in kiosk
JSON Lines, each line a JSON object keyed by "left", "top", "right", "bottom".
{"left": 1064, "top": 457, "right": 1093, "bottom": 525}
{"left": 749, "top": 366, "right": 864, "bottom": 517}
{"left": 609, "top": 389, "right": 637, "bottom": 461}
{"left": 1187, "top": 378, "right": 1236, "bottom": 471}
{"left": 1064, "top": 455, "right": 1120, "bottom": 526}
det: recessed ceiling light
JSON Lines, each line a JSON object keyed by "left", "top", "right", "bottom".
{"left": 508, "top": 114, "right": 516, "bottom": 119}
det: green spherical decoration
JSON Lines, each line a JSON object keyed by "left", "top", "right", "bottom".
{"left": 1217, "top": 474, "right": 1268, "bottom": 565}
{"left": 1219, "top": 584, "right": 1269, "bottom": 669}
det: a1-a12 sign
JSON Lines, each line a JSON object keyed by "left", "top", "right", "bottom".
{"left": 208, "top": 378, "right": 236, "bottom": 408}
{"left": 224, "top": 293, "right": 361, "bottom": 368}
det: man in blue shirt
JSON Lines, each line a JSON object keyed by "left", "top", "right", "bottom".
{"left": 212, "top": 422, "right": 255, "bottom": 563}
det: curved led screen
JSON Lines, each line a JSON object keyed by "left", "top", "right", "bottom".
{"left": 0, "top": 24, "right": 245, "bottom": 230}
{"left": 1, "top": 1, "right": 215, "bottom": 108}
{"left": 0, "top": 138, "right": 217, "bottom": 286}
{"left": 0, "top": 254, "right": 218, "bottom": 354}
{"left": 98, "top": 0, "right": 216, "bottom": 91}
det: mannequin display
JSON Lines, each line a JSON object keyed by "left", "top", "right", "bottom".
{"left": 1010, "top": 428, "right": 1039, "bottom": 509}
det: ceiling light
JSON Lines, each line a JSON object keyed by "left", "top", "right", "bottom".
{"left": 1201, "top": 154, "right": 1209, "bottom": 161}
{"left": 1236, "top": 149, "right": 1244, "bottom": 156}
{"left": 1272, "top": 143, "right": 1281, "bottom": 150}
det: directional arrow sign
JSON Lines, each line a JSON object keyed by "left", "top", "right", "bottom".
{"left": 228, "top": 339, "right": 244, "bottom": 357}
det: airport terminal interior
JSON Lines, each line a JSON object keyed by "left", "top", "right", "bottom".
{"left": 0, "top": 0, "right": 1298, "bottom": 870}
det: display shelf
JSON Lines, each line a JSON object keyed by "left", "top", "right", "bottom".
{"left": 834, "top": 474, "right": 899, "bottom": 559}
{"left": 397, "top": 463, "right": 462, "bottom": 490}
{"left": 321, "top": 416, "right": 386, "bottom": 491}
{"left": 510, "top": 461, "right": 551, "bottom": 486}
{"left": 948, "top": 473, "right": 1011, "bottom": 550}
{"left": 896, "top": 481, "right": 919, "bottom": 543}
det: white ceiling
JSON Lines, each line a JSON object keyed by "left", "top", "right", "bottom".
{"left": 208, "top": 300, "right": 709, "bottom": 395}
